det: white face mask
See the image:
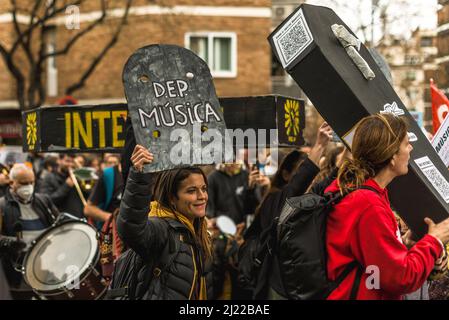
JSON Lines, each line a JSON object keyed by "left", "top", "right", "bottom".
{"left": 16, "top": 184, "right": 34, "bottom": 203}
{"left": 264, "top": 164, "right": 278, "bottom": 177}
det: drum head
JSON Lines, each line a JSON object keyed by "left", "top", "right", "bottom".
{"left": 23, "top": 221, "right": 98, "bottom": 292}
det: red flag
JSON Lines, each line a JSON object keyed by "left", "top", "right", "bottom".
{"left": 430, "top": 79, "right": 449, "bottom": 133}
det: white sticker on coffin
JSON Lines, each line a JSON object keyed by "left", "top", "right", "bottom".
{"left": 408, "top": 132, "right": 418, "bottom": 142}
{"left": 415, "top": 156, "right": 449, "bottom": 204}
{"left": 380, "top": 102, "right": 405, "bottom": 117}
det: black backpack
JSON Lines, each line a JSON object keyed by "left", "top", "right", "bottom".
{"left": 237, "top": 215, "right": 278, "bottom": 299}
{"left": 276, "top": 186, "right": 379, "bottom": 300}
{"left": 105, "top": 221, "right": 180, "bottom": 300}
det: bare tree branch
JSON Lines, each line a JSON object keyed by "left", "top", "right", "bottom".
{"left": 0, "top": 43, "right": 26, "bottom": 109}
{"left": 1, "top": 0, "right": 132, "bottom": 110}
{"left": 10, "top": 0, "right": 35, "bottom": 66}
{"left": 23, "top": 0, "right": 44, "bottom": 49}
{"left": 66, "top": 0, "right": 132, "bottom": 95}
{"left": 41, "top": 0, "right": 108, "bottom": 60}
{"left": 9, "top": 0, "right": 84, "bottom": 57}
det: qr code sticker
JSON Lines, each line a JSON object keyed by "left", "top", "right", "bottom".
{"left": 415, "top": 156, "right": 449, "bottom": 203}
{"left": 272, "top": 8, "right": 314, "bottom": 68}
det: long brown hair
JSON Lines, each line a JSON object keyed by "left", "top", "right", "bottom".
{"left": 153, "top": 166, "right": 212, "bottom": 260}
{"left": 337, "top": 113, "right": 408, "bottom": 195}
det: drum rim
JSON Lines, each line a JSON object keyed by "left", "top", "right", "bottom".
{"left": 22, "top": 220, "right": 99, "bottom": 292}
{"left": 30, "top": 261, "right": 106, "bottom": 299}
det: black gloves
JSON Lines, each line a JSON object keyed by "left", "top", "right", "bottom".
{"left": 0, "top": 236, "right": 26, "bottom": 255}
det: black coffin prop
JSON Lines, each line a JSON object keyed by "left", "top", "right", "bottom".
{"left": 221, "top": 95, "right": 305, "bottom": 147}
{"left": 23, "top": 104, "right": 127, "bottom": 153}
{"left": 269, "top": 4, "right": 449, "bottom": 238}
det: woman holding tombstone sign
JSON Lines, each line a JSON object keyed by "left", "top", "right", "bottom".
{"left": 325, "top": 113, "right": 449, "bottom": 300}
{"left": 117, "top": 145, "right": 213, "bottom": 300}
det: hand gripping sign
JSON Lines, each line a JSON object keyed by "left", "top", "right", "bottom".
{"left": 122, "top": 44, "right": 229, "bottom": 172}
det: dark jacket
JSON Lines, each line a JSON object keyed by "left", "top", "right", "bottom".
{"left": 0, "top": 189, "right": 59, "bottom": 237}
{"left": 244, "top": 158, "right": 336, "bottom": 298}
{"left": 117, "top": 168, "right": 214, "bottom": 300}
{"left": 257, "top": 158, "right": 321, "bottom": 232}
{"left": 0, "top": 189, "right": 59, "bottom": 287}
{"left": 206, "top": 169, "right": 256, "bottom": 224}
{"left": 39, "top": 171, "right": 85, "bottom": 218}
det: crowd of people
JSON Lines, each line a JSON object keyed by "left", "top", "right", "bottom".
{"left": 1, "top": 114, "right": 449, "bottom": 300}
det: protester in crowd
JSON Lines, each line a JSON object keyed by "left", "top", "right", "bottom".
{"left": 85, "top": 155, "right": 102, "bottom": 174}
{"left": 0, "top": 163, "right": 10, "bottom": 198}
{"left": 394, "top": 214, "right": 449, "bottom": 300}
{"left": 206, "top": 161, "right": 268, "bottom": 226}
{"left": 308, "top": 144, "right": 346, "bottom": 193}
{"left": 298, "top": 142, "right": 312, "bottom": 155}
{"left": 117, "top": 145, "right": 213, "bottom": 300}
{"left": 324, "top": 113, "right": 449, "bottom": 300}
{"left": 35, "top": 155, "right": 58, "bottom": 192}
{"left": 242, "top": 122, "right": 333, "bottom": 299}
{"left": 101, "top": 153, "right": 121, "bottom": 171}
{"left": 210, "top": 222, "right": 245, "bottom": 300}
{"left": 0, "top": 164, "right": 59, "bottom": 299}
{"left": 202, "top": 147, "right": 270, "bottom": 300}
{"left": 84, "top": 154, "right": 124, "bottom": 280}
{"left": 0, "top": 260, "right": 11, "bottom": 300}
{"left": 256, "top": 122, "right": 333, "bottom": 233}
{"left": 26, "top": 153, "right": 45, "bottom": 179}
{"left": 40, "top": 154, "right": 85, "bottom": 218}
{"left": 74, "top": 154, "right": 87, "bottom": 169}
{"left": 84, "top": 154, "right": 123, "bottom": 225}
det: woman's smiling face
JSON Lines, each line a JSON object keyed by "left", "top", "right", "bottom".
{"left": 172, "top": 173, "right": 208, "bottom": 219}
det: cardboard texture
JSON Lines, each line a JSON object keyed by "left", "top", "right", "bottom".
{"left": 122, "top": 44, "right": 229, "bottom": 172}
{"left": 22, "top": 104, "right": 127, "bottom": 153}
{"left": 221, "top": 95, "right": 305, "bottom": 148}
{"left": 23, "top": 96, "right": 305, "bottom": 153}
{"left": 269, "top": 4, "right": 449, "bottom": 238}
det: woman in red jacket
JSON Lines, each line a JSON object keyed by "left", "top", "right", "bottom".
{"left": 325, "top": 113, "right": 449, "bottom": 300}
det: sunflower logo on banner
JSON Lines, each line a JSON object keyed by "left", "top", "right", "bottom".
{"left": 284, "top": 99, "right": 300, "bottom": 142}
{"left": 26, "top": 112, "right": 37, "bottom": 150}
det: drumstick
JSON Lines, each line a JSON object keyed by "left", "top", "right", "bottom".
{"left": 69, "top": 168, "right": 87, "bottom": 207}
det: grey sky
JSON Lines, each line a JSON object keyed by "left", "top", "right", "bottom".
{"left": 306, "top": 0, "right": 438, "bottom": 42}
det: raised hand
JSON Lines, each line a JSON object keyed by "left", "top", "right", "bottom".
{"left": 131, "top": 145, "right": 154, "bottom": 172}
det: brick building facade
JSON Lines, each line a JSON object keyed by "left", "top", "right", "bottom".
{"left": 436, "top": 0, "right": 449, "bottom": 93}
{"left": 377, "top": 29, "right": 438, "bottom": 132}
{"left": 0, "top": 1, "right": 272, "bottom": 112}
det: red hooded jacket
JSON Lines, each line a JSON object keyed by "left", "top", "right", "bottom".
{"left": 324, "top": 178, "right": 443, "bottom": 300}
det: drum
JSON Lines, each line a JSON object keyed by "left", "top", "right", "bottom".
{"left": 22, "top": 220, "right": 108, "bottom": 300}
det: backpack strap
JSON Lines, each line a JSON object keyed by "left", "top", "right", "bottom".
{"left": 349, "top": 264, "right": 364, "bottom": 300}
{"left": 358, "top": 185, "right": 380, "bottom": 195}
{"left": 134, "top": 219, "right": 180, "bottom": 299}
{"left": 327, "top": 261, "right": 363, "bottom": 298}
{"left": 151, "top": 220, "right": 179, "bottom": 277}
{"left": 254, "top": 217, "right": 278, "bottom": 268}
{"left": 326, "top": 185, "right": 378, "bottom": 300}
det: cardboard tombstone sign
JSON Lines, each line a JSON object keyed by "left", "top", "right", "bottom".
{"left": 123, "top": 44, "right": 229, "bottom": 172}
{"left": 269, "top": 4, "right": 449, "bottom": 238}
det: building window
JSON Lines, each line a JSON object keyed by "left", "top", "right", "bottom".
{"left": 420, "top": 37, "right": 433, "bottom": 47}
{"left": 406, "top": 71, "right": 416, "bottom": 81}
{"left": 185, "top": 32, "right": 237, "bottom": 78}
{"left": 404, "top": 55, "right": 420, "bottom": 65}
{"left": 46, "top": 27, "right": 58, "bottom": 97}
